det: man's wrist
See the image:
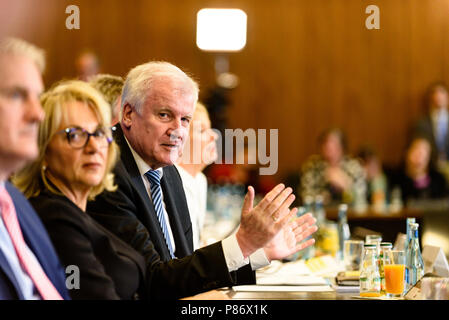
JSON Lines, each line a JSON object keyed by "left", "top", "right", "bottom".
{"left": 235, "top": 228, "right": 255, "bottom": 258}
{"left": 222, "top": 233, "right": 250, "bottom": 272}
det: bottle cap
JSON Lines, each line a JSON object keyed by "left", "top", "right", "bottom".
{"left": 364, "top": 243, "right": 377, "bottom": 248}
{"left": 380, "top": 242, "right": 392, "bottom": 248}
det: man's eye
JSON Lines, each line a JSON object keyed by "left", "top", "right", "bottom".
{"left": 10, "top": 89, "right": 26, "bottom": 100}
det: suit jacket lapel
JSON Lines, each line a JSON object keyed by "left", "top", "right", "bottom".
{"left": 113, "top": 125, "right": 172, "bottom": 260}
{"left": 161, "top": 168, "right": 192, "bottom": 256}
{"left": 115, "top": 125, "right": 154, "bottom": 213}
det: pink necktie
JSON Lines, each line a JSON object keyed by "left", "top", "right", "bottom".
{"left": 0, "top": 187, "right": 63, "bottom": 300}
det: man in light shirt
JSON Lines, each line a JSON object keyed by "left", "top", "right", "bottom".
{"left": 0, "top": 37, "right": 69, "bottom": 300}
{"left": 88, "top": 61, "right": 317, "bottom": 288}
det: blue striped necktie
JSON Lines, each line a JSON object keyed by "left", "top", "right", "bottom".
{"left": 144, "top": 170, "right": 175, "bottom": 259}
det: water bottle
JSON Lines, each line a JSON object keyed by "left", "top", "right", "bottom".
{"left": 303, "top": 195, "right": 314, "bottom": 214}
{"left": 360, "top": 243, "right": 381, "bottom": 297}
{"left": 379, "top": 242, "right": 393, "bottom": 296}
{"left": 301, "top": 196, "right": 316, "bottom": 259}
{"left": 405, "top": 218, "right": 416, "bottom": 253}
{"left": 286, "top": 206, "right": 307, "bottom": 261}
{"left": 312, "top": 195, "right": 325, "bottom": 255}
{"left": 337, "top": 203, "right": 350, "bottom": 261}
{"left": 405, "top": 217, "right": 416, "bottom": 289}
{"left": 407, "top": 222, "right": 424, "bottom": 287}
{"left": 314, "top": 195, "right": 326, "bottom": 226}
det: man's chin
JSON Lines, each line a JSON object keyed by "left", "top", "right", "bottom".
{"left": 16, "top": 147, "right": 39, "bottom": 162}
{"left": 4, "top": 151, "right": 37, "bottom": 174}
{"left": 167, "top": 149, "right": 182, "bottom": 164}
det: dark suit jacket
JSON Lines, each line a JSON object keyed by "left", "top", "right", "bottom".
{"left": 87, "top": 125, "right": 255, "bottom": 286}
{"left": 88, "top": 125, "right": 192, "bottom": 262}
{"left": 0, "top": 182, "right": 70, "bottom": 300}
{"left": 413, "top": 115, "right": 449, "bottom": 162}
{"left": 31, "top": 190, "right": 251, "bottom": 300}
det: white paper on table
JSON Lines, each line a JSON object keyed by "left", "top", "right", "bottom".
{"left": 257, "top": 259, "right": 311, "bottom": 276}
{"left": 257, "top": 275, "right": 328, "bottom": 286}
{"left": 422, "top": 245, "right": 449, "bottom": 277}
{"left": 232, "top": 285, "right": 334, "bottom": 292}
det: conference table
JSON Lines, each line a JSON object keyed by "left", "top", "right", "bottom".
{"left": 221, "top": 255, "right": 364, "bottom": 300}
{"left": 226, "top": 288, "right": 354, "bottom": 300}
{"left": 222, "top": 204, "right": 449, "bottom": 301}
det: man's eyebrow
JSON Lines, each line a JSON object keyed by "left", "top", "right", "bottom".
{"left": 156, "top": 106, "right": 173, "bottom": 113}
{"left": 0, "top": 85, "right": 27, "bottom": 96}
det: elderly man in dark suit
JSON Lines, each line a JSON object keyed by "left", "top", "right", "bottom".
{"left": 88, "top": 61, "right": 317, "bottom": 281}
{"left": 0, "top": 37, "right": 70, "bottom": 300}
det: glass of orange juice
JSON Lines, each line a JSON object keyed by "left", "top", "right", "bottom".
{"left": 384, "top": 250, "right": 406, "bottom": 298}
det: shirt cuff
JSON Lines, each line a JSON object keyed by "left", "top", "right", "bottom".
{"left": 222, "top": 233, "right": 250, "bottom": 272}
{"left": 249, "top": 248, "right": 270, "bottom": 270}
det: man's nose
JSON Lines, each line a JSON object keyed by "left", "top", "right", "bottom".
{"left": 168, "top": 119, "right": 184, "bottom": 139}
{"left": 169, "top": 127, "right": 183, "bottom": 142}
{"left": 210, "top": 129, "right": 219, "bottom": 142}
{"left": 26, "top": 94, "right": 45, "bottom": 123}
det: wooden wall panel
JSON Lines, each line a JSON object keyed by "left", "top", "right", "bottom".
{"left": 1, "top": 0, "right": 448, "bottom": 180}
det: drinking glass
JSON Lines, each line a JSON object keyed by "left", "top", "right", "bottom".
{"left": 343, "top": 240, "right": 364, "bottom": 271}
{"left": 365, "top": 234, "right": 382, "bottom": 244}
{"left": 384, "top": 250, "right": 406, "bottom": 298}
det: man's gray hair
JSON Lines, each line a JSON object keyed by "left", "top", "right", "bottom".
{"left": 121, "top": 61, "right": 199, "bottom": 116}
{"left": 0, "top": 37, "right": 46, "bottom": 73}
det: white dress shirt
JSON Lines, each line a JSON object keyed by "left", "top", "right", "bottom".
{"left": 175, "top": 165, "right": 207, "bottom": 250}
{"left": 124, "top": 138, "right": 269, "bottom": 271}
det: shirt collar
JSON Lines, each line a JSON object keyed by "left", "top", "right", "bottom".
{"left": 124, "top": 136, "right": 164, "bottom": 178}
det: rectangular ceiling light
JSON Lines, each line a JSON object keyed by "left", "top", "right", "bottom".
{"left": 196, "top": 8, "right": 247, "bottom": 52}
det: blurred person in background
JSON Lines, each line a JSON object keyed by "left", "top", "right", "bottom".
{"left": 75, "top": 50, "right": 100, "bottom": 82}
{"left": 300, "top": 127, "right": 367, "bottom": 207}
{"left": 176, "top": 102, "right": 218, "bottom": 249}
{"left": 357, "top": 145, "right": 390, "bottom": 212}
{"left": 392, "top": 137, "right": 449, "bottom": 204}
{"left": 413, "top": 82, "right": 449, "bottom": 179}
{"left": 206, "top": 142, "right": 277, "bottom": 197}
{"left": 89, "top": 74, "right": 124, "bottom": 125}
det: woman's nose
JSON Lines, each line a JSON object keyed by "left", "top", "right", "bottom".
{"left": 84, "top": 134, "right": 101, "bottom": 152}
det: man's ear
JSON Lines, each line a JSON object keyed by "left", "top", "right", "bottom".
{"left": 121, "top": 103, "right": 133, "bottom": 128}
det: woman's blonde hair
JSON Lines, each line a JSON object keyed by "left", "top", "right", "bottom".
{"left": 13, "top": 80, "right": 118, "bottom": 200}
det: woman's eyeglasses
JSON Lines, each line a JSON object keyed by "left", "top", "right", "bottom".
{"left": 57, "top": 126, "right": 114, "bottom": 149}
